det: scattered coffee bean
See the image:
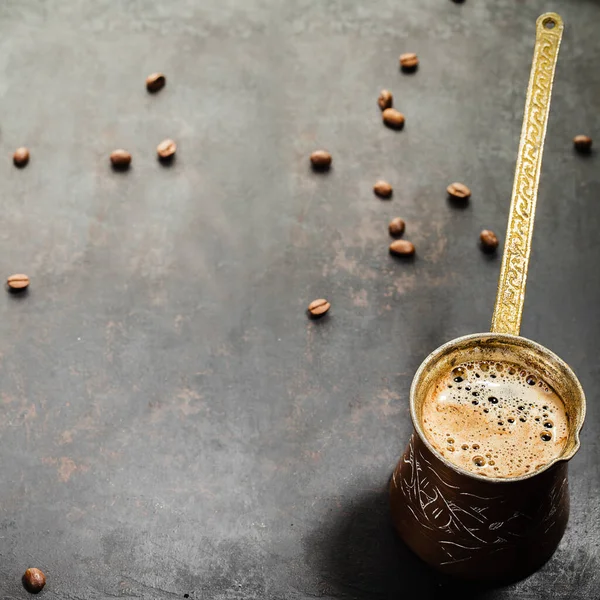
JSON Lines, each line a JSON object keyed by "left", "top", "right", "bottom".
{"left": 308, "top": 298, "right": 331, "bottom": 318}
{"left": 382, "top": 108, "right": 405, "bottom": 130}
{"left": 13, "top": 147, "right": 30, "bottom": 167}
{"left": 373, "top": 180, "right": 393, "bottom": 198}
{"left": 399, "top": 53, "right": 419, "bottom": 70}
{"left": 157, "top": 139, "right": 177, "bottom": 160}
{"left": 110, "top": 149, "right": 132, "bottom": 169}
{"left": 480, "top": 229, "right": 499, "bottom": 252}
{"left": 377, "top": 89, "right": 393, "bottom": 111}
{"left": 310, "top": 150, "right": 332, "bottom": 170}
{"left": 447, "top": 182, "right": 471, "bottom": 200}
{"left": 146, "top": 72, "right": 166, "bottom": 93}
{"left": 22, "top": 568, "right": 46, "bottom": 594}
{"left": 389, "top": 240, "right": 415, "bottom": 256}
{"left": 573, "top": 135, "right": 592, "bottom": 153}
{"left": 388, "top": 217, "right": 406, "bottom": 237}
{"left": 7, "top": 274, "right": 30, "bottom": 292}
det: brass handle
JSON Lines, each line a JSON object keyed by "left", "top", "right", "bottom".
{"left": 491, "top": 13, "right": 564, "bottom": 335}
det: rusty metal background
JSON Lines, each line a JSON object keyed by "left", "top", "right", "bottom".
{"left": 0, "top": 1, "right": 598, "bottom": 599}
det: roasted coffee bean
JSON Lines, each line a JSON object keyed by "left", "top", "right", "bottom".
{"left": 389, "top": 240, "right": 415, "bottom": 256}
{"left": 310, "top": 150, "right": 332, "bottom": 170}
{"left": 399, "top": 52, "right": 419, "bottom": 70}
{"left": 110, "top": 149, "right": 132, "bottom": 169}
{"left": 22, "top": 568, "right": 46, "bottom": 594}
{"left": 447, "top": 182, "right": 471, "bottom": 200}
{"left": 480, "top": 229, "right": 499, "bottom": 252}
{"left": 146, "top": 72, "right": 166, "bottom": 92}
{"left": 382, "top": 108, "right": 405, "bottom": 130}
{"left": 373, "top": 180, "right": 393, "bottom": 198}
{"left": 157, "top": 139, "right": 177, "bottom": 160}
{"left": 377, "top": 89, "right": 393, "bottom": 111}
{"left": 7, "top": 274, "right": 30, "bottom": 291}
{"left": 308, "top": 298, "right": 331, "bottom": 318}
{"left": 388, "top": 217, "right": 406, "bottom": 237}
{"left": 13, "top": 147, "right": 30, "bottom": 167}
{"left": 573, "top": 135, "right": 592, "bottom": 153}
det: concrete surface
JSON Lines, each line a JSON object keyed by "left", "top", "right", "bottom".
{"left": 0, "top": 0, "right": 598, "bottom": 598}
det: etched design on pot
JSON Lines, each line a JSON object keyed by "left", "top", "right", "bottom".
{"left": 393, "top": 435, "right": 568, "bottom": 567}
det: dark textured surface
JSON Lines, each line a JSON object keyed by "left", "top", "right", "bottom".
{"left": 0, "top": 1, "right": 598, "bottom": 599}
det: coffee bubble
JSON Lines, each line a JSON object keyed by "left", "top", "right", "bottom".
{"left": 452, "top": 366, "right": 466, "bottom": 382}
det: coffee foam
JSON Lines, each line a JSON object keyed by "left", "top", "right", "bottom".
{"left": 421, "top": 360, "right": 569, "bottom": 478}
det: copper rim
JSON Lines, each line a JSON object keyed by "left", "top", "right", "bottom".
{"left": 409, "top": 332, "right": 585, "bottom": 483}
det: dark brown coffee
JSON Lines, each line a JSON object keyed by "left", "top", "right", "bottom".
{"left": 480, "top": 229, "right": 499, "bottom": 252}
{"left": 447, "top": 182, "right": 471, "bottom": 200}
{"left": 310, "top": 150, "right": 332, "bottom": 169}
{"left": 389, "top": 240, "right": 415, "bottom": 256}
{"left": 13, "top": 147, "right": 30, "bottom": 167}
{"left": 388, "top": 217, "right": 406, "bottom": 237}
{"left": 422, "top": 360, "right": 569, "bottom": 478}
{"left": 378, "top": 89, "right": 393, "bottom": 111}
{"left": 382, "top": 108, "right": 405, "bottom": 130}
{"left": 573, "top": 135, "right": 592, "bottom": 153}
{"left": 7, "top": 274, "right": 30, "bottom": 291}
{"left": 110, "top": 149, "right": 132, "bottom": 169}
{"left": 157, "top": 139, "right": 176, "bottom": 160}
{"left": 146, "top": 72, "right": 166, "bottom": 92}
{"left": 308, "top": 298, "right": 330, "bottom": 318}
{"left": 399, "top": 52, "right": 419, "bottom": 70}
{"left": 22, "top": 568, "right": 46, "bottom": 593}
{"left": 373, "top": 180, "right": 393, "bottom": 198}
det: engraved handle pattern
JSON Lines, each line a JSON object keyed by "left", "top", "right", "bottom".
{"left": 491, "top": 13, "right": 564, "bottom": 335}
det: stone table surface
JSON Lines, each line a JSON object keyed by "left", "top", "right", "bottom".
{"left": 0, "top": 1, "right": 598, "bottom": 599}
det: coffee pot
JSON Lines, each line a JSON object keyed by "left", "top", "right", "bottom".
{"left": 389, "top": 13, "right": 586, "bottom": 582}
